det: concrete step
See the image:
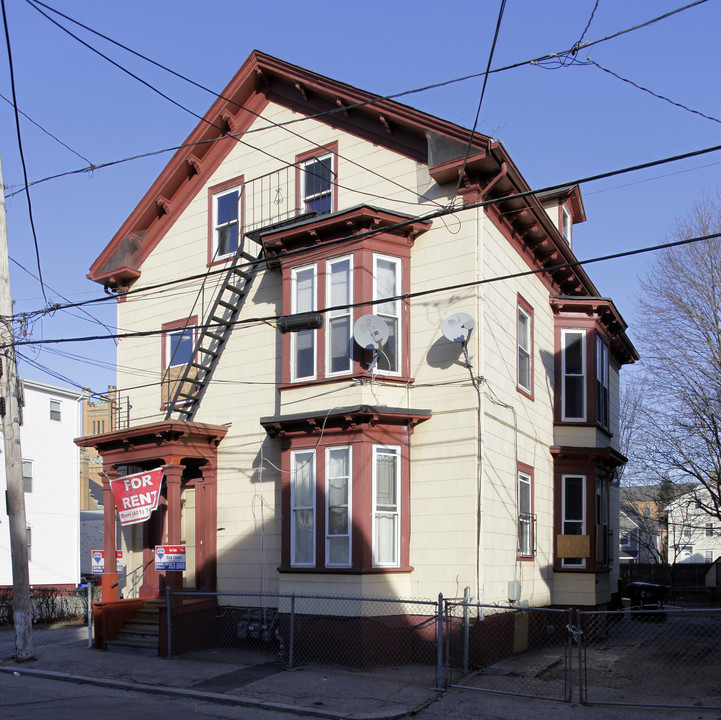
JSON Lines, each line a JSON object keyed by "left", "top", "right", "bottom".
{"left": 116, "top": 628, "right": 159, "bottom": 643}
{"left": 105, "top": 638, "right": 158, "bottom": 656}
{"left": 123, "top": 620, "right": 159, "bottom": 635}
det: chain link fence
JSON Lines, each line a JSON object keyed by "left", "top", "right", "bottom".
{"left": 445, "top": 602, "right": 573, "bottom": 702}
{"left": 168, "top": 590, "right": 441, "bottom": 686}
{"left": 578, "top": 607, "right": 721, "bottom": 709}
{"left": 163, "top": 591, "right": 721, "bottom": 708}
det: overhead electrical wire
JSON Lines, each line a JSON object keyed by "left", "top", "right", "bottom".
{"left": 586, "top": 57, "right": 721, "bottom": 125}
{"left": 451, "top": 0, "right": 507, "bottom": 204}
{"left": 24, "top": 0, "right": 443, "bottom": 215}
{"left": 0, "top": 0, "right": 48, "bottom": 304}
{"left": 10, "top": 137, "right": 721, "bottom": 323}
{"left": 3, "top": 0, "right": 707, "bottom": 199}
{"left": 6, "top": 229, "right": 721, "bottom": 351}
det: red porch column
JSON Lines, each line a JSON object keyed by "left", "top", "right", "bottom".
{"left": 101, "top": 468, "right": 121, "bottom": 601}
{"left": 163, "top": 460, "right": 185, "bottom": 594}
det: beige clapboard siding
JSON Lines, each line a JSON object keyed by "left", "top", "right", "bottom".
{"left": 111, "top": 101, "right": 574, "bottom": 605}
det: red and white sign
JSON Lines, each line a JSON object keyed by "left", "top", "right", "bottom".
{"left": 155, "top": 545, "right": 186, "bottom": 571}
{"left": 111, "top": 468, "right": 164, "bottom": 526}
{"left": 91, "top": 550, "right": 123, "bottom": 574}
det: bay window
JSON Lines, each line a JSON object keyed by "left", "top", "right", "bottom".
{"left": 291, "top": 450, "right": 316, "bottom": 566}
{"left": 562, "top": 474, "right": 586, "bottom": 568}
{"left": 326, "top": 446, "right": 351, "bottom": 567}
{"left": 373, "top": 254, "right": 401, "bottom": 375}
{"left": 596, "top": 336, "right": 610, "bottom": 429}
{"left": 373, "top": 446, "right": 400, "bottom": 567}
{"left": 325, "top": 256, "right": 353, "bottom": 376}
{"left": 291, "top": 265, "right": 317, "bottom": 381}
{"left": 561, "top": 329, "right": 586, "bottom": 421}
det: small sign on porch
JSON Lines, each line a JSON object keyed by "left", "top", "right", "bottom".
{"left": 155, "top": 545, "right": 186, "bottom": 571}
{"left": 91, "top": 549, "right": 123, "bottom": 574}
{"left": 110, "top": 467, "right": 164, "bottom": 526}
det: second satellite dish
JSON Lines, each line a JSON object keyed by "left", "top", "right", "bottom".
{"left": 353, "top": 314, "right": 389, "bottom": 350}
{"left": 441, "top": 312, "right": 476, "bottom": 344}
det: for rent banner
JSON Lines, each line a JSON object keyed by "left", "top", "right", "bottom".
{"left": 110, "top": 468, "right": 164, "bottom": 526}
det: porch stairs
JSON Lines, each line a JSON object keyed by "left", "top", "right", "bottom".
{"left": 164, "top": 238, "right": 264, "bottom": 422}
{"left": 105, "top": 600, "right": 162, "bottom": 656}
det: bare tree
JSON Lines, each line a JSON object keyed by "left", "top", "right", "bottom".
{"left": 635, "top": 191, "right": 721, "bottom": 521}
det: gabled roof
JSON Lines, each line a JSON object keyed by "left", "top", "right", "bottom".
{"left": 88, "top": 50, "right": 613, "bottom": 313}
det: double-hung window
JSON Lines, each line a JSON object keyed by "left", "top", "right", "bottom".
{"left": 561, "top": 329, "right": 586, "bottom": 421}
{"left": 301, "top": 153, "right": 334, "bottom": 215}
{"left": 326, "top": 446, "right": 351, "bottom": 567}
{"left": 167, "top": 327, "right": 194, "bottom": 369}
{"left": 373, "top": 446, "right": 400, "bottom": 567}
{"left": 291, "top": 450, "right": 316, "bottom": 566}
{"left": 213, "top": 186, "right": 241, "bottom": 259}
{"left": 562, "top": 474, "right": 586, "bottom": 567}
{"left": 517, "top": 469, "right": 534, "bottom": 557}
{"left": 373, "top": 254, "right": 401, "bottom": 374}
{"left": 291, "top": 264, "right": 317, "bottom": 381}
{"left": 162, "top": 320, "right": 196, "bottom": 406}
{"left": 596, "top": 336, "right": 609, "bottom": 429}
{"left": 50, "top": 400, "right": 61, "bottom": 422}
{"left": 517, "top": 301, "right": 532, "bottom": 395}
{"left": 326, "top": 256, "right": 353, "bottom": 375}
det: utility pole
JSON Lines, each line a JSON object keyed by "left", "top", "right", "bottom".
{"left": 0, "top": 152, "right": 33, "bottom": 660}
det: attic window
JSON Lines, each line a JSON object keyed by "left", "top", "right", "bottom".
{"left": 562, "top": 204, "right": 571, "bottom": 244}
{"left": 300, "top": 153, "right": 334, "bottom": 215}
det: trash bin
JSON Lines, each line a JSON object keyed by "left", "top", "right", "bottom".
{"left": 628, "top": 581, "right": 667, "bottom": 621}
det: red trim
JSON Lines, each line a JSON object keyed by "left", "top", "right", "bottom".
{"left": 207, "top": 175, "right": 245, "bottom": 268}
{"left": 295, "top": 141, "right": 339, "bottom": 216}
{"left": 516, "top": 293, "right": 534, "bottom": 401}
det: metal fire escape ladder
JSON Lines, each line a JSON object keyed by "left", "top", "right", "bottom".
{"left": 164, "top": 240, "right": 264, "bottom": 422}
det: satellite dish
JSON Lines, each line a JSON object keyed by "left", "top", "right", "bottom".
{"left": 353, "top": 314, "right": 389, "bottom": 350}
{"left": 442, "top": 312, "right": 476, "bottom": 344}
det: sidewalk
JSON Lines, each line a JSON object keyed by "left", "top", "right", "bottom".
{"left": 0, "top": 622, "right": 439, "bottom": 719}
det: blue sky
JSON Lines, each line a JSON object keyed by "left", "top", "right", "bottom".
{"left": 0, "top": 0, "right": 719, "bottom": 394}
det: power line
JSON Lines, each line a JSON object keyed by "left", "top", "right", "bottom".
{"left": 0, "top": 0, "right": 48, "bottom": 304}
{"left": 5, "top": 0, "right": 707, "bottom": 198}
{"left": 13, "top": 137, "right": 721, "bottom": 322}
{"left": 586, "top": 58, "right": 721, "bottom": 125}
{"left": 25, "top": 0, "right": 440, "bottom": 214}
{"left": 6, "top": 229, "right": 721, "bottom": 351}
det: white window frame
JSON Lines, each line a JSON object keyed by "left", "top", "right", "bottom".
{"left": 372, "top": 254, "right": 402, "bottom": 376}
{"left": 301, "top": 153, "right": 334, "bottom": 215}
{"left": 562, "top": 474, "right": 586, "bottom": 568}
{"left": 325, "top": 255, "right": 353, "bottom": 377}
{"left": 325, "top": 445, "right": 352, "bottom": 568}
{"left": 290, "top": 263, "right": 318, "bottom": 382}
{"left": 166, "top": 327, "right": 194, "bottom": 369}
{"left": 212, "top": 185, "right": 242, "bottom": 259}
{"left": 372, "top": 445, "right": 401, "bottom": 568}
{"left": 562, "top": 203, "right": 571, "bottom": 243}
{"left": 517, "top": 304, "right": 532, "bottom": 394}
{"left": 561, "top": 329, "right": 586, "bottom": 422}
{"left": 596, "top": 336, "right": 609, "bottom": 429}
{"left": 705, "top": 549, "right": 714, "bottom": 563}
{"left": 290, "top": 449, "right": 316, "bottom": 567}
{"left": 50, "top": 399, "right": 62, "bottom": 422}
{"left": 517, "top": 470, "right": 533, "bottom": 557}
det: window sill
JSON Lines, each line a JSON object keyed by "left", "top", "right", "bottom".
{"left": 279, "top": 373, "right": 414, "bottom": 391}
{"left": 279, "top": 565, "right": 414, "bottom": 575}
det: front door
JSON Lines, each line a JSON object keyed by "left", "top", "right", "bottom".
{"left": 180, "top": 484, "right": 196, "bottom": 590}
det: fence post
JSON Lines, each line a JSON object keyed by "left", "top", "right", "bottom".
{"left": 87, "top": 582, "right": 93, "bottom": 648}
{"left": 576, "top": 609, "right": 584, "bottom": 704}
{"left": 463, "top": 586, "right": 470, "bottom": 674}
{"left": 436, "top": 593, "right": 445, "bottom": 689}
{"left": 288, "top": 594, "right": 295, "bottom": 669}
{"left": 166, "top": 586, "right": 172, "bottom": 658}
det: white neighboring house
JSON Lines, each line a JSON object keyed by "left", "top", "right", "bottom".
{"left": 0, "top": 379, "right": 83, "bottom": 587}
{"left": 666, "top": 485, "right": 721, "bottom": 564}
